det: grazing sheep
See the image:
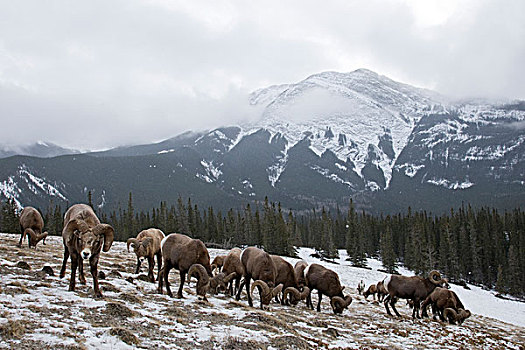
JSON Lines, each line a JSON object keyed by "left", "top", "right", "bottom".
{"left": 443, "top": 307, "right": 471, "bottom": 325}
{"left": 59, "top": 204, "right": 114, "bottom": 298}
{"left": 158, "top": 233, "right": 212, "bottom": 298}
{"left": 383, "top": 270, "right": 448, "bottom": 319}
{"left": 283, "top": 286, "right": 311, "bottom": 306}
{"left": 235, "top": 247, "right": 278, "bottom": 309}
{"left": 221, "top": 248, "right": 245, "bottom": 296}
{"left": 305, "top": 264, "right": 352, "bottom": 314}
{"left": 421, "top": 287, "right": 471, "bottom": 324}
{"left": 127, "top": 228, "right": 165, "bottom": 282}
{"left": 271, "top": 255, "right": 298, "bottom": 304}
{"left": 18, "top": 206, "right": 48, "bottom": 249}
{"left": 363, "top": 284, "right": 378, "bottom": 300}
{"left": 211, "top": 255, "right": 226, "bottom": 272}
{"left": 188, "top": 263, "right": 236, "bottom": 301}
{"left": 294, "top": 261, "right": 308, "bottom": 290}
{"left": 376, "top": 281, "right": 387, "bottom": 302}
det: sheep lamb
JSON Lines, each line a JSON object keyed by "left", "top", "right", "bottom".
{"left": 221, "top": 248, "right": 245, "bottom": 297}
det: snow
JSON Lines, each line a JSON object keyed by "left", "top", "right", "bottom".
{"left": 0, "top": 233, "right": 523, "bottom": 349}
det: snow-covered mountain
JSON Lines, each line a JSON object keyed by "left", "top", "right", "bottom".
{"left": 0, "top": 69, "right": 523, "bottom": 213}
{"left": 0, "top": 141, "right": 79, "bottom": 159}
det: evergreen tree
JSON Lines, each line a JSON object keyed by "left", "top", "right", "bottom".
{"left": 380, "top": 224, "right": 397, "bottom": 273}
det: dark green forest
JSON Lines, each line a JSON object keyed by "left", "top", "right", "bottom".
{"left": 1, "top": 194, "right": 524, "bottom": 297}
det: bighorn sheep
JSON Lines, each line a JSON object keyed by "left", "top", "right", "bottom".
{"left": 18, "top": 206, "right": 48, "bottom": 249}
{"left": 305, "top": 264, "right": 352, "bottom": 314}
{"left": 221, "top": 248, "right": 245, "bottom": 296}
{"left": 363, "top": 284, "right": 378, "bottom": 300}
{"left": 294, "top": 261, "right": 308, "bottom": 290}
{"left": 279, "top": 259, "right": 310, "bottom": 306}
{"left": 211, "top": 255, "right": 226, "bottom": 272}
{"left": 235, "top": 247, "right": 278, "bottom": 309}
{"left": 376, "top": 280, "right": 387, "bottom": 302}
{"left": 188, "top": 263, "right": 236, "bottom": 301}
{"left": 127, "top": 228, "right": 165, "bottom": 282}
{"left": 357, "top": 280, "right": 365, "bottom": 295}
{"left": 271, "top": 255, "right": 298, "bottom": 304}
{"left": 158, "top": 233, "right": 212, "bottom": 298}
{"left": 383, "top": 270, "right": 448, "bottom": 318}
{"left": 59, "top": 204, "right": 114, "bottom": 298}
{"left": 421, "top": 287, "right": 471, "bottom": 324}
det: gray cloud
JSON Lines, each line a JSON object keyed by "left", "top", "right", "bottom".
{"left": 0, "top": 0, "right": 523, "bottom": 150}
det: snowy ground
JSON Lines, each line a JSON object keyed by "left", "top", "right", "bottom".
{"left": 0, "top": 233, "right": 523, "bottom": 349}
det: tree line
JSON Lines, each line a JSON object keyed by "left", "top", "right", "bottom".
{"left": 1, "top": 195, "right": 523, "bottom": 297}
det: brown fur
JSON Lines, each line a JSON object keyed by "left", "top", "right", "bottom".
{"left": 158, "top": 233, "right": 212, "bottom": 298}
{"left": 305, "top": 264, "right": 352, "bottom": 314}
{"left": 18, "top": 206, "right": 48, "bottom": 249}
{"left": 222, "top": 248, "right": 245, "bottom": 296}
{"left": 127, "top": 228, "right": 165, "bottom": 282}
{"left": 59, "top": 204, "right": 114, "bottom": 298}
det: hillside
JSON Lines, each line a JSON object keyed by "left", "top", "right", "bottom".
{"left": 1, "top": 233, "right": 523, "bottom": 349}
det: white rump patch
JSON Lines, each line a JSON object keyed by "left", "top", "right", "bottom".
{"left": 383, "top": 275, "right": 392, "bottom": 294}
{"left": 303, "top": 264, "right": 311, "bottom": 278}
{"left": 160, "top": 235, "right": 170, "bottom": 252}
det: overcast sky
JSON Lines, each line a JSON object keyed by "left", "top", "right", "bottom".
{"left": 1, "top": 0, "right": 524, "bottom": 150}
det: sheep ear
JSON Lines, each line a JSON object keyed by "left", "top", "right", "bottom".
{"left": 93, "top": 224, "right": 114, "bottom": 252}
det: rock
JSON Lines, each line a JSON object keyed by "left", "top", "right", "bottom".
{"left": 42, "top": 265, "right": 55, "bottom": 276}
{"left": 136, "top": 274, "right": 151, "bottom": 282}
{"left": 125, "top": 277, "right": 134, "bottom": 284}
{"left": 16, "top": 261, "right": 31, "bottom": 270}
{"left": 323, "top": 327, "right": 340, "bottom": 338}
{"left": 98, "top": 271, "right": 106, "bottom": 280}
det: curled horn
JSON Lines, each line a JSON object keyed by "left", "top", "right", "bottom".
{"left": 428, "top": 270, "right": 442, "bottom": 285}
{"left": 284, "top": 287, "right": 301, "bottom": 304}
{"left": 299, "top": 286, "right": 311, "bottom": 300}
{"left": 127, "top": 238, "right": 138, "bottom": 252}
{"left": 223, "top": 272, "right": 236, "bottom": 285}
{"left": 93, "top": 224, "right": 114, "bottom": 252}
{"left": 272, "top": 283, "right": 284, "bottom": 298}
{"left": 250, "top": 280, "right": 270, "bottom": 300}
{"left": 457, "top": 308, "right": 471, "bottom": 325}
{"left": 331, "top": 295, "right": 352, "bottom": 314}
{"left": 188, "top": 264, "right": 210, "bottom": 285}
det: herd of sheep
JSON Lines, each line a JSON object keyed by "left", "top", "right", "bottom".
{"left": 17, "top": 203, "right": 471, "bottom": 325}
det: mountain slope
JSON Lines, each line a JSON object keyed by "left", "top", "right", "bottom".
{"left": 0, "top": 69, "right": 523, "bottom": 214}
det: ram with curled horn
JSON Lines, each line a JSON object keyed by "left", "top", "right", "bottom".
{"left": 250, "top": 281, "right": 283, "bottom": 308}
{"left": 188, "top": 263, "right": 236, "bottom": 301}
{"left": 235, "top": 247, "right": 277, "bottom": 309}
{"left": 127, "top": 228, "right": 165, "bottom": 282}
{"left": 18, "top": 206, "right": 48, "bottom": 249}
{"left": 304, "top": 263, "right": 352, "bottom": 314}
{"left": 59, "top": 204, "right": 115, "bottom": 298}
{"left": 283, "top": 286, "right": 310, "bottom": 306}
{"left": 383, "top": 270, "right": 449, "bottom": 319}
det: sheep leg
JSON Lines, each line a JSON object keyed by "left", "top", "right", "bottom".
{"left": 147, "top": 256, "right": 155, "bottom": 282}
{"left": 316, "top": 291, "right": 323, "bottom": 312}
{"left": 60, "top": 245, "right": 70, "bottom": 279}
{"left": 78, "top": 257, "right": 87, "bottom": 285}
{"left": 177, "top": 271, "right": 186, "bottom": 298}
{"left": 235, "top": 278, "right": 246, "bottom": 301}
{"left": 162, "top": 265, "right": 173, "bottom": 297}
{"left": 90, "top": 256, "right": 102, "bottom": 298}
{"left": 384, "top": 295, "right": 392, "bottom": 315}
{"left": 135, "top": 257, "right": 141, "bottom": 274}
{"left": 156, "top": 252, "right": 162, "bottom": 282}
{"left": 69, "top": 253, "right": 79, "bottom": 291}
{"left": 390, "top": 297, "right": 402, "bottom": 317}
{"left": 306, "top": 290, "right": 314, "bottom": 310}
{"left": 245, "top": 277, "right": 254, "bottom": 307}
{"left": 18, "top": 225, "right": 25, "bottom": 247}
